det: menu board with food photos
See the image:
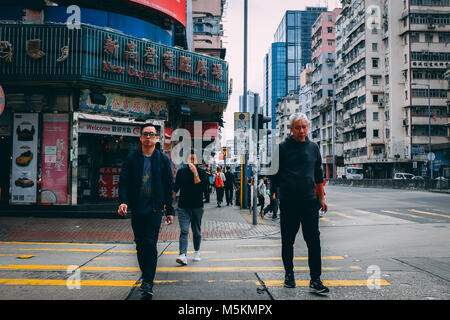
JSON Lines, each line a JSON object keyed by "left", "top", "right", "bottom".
{"left": 11, "top": 113, "right": 38, "bottom": 203}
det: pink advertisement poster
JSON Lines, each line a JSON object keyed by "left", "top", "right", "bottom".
{"left": 41, "top": 114, "right": 69, "bottom": 204}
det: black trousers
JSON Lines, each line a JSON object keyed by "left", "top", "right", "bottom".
{"left": 225, "top": 186, "right": 233, "bottom": 205}
{"left": 131, "top": 211, "right": 163, "bottom": 284}
{"left": 279, "top": 199, "right": 322, "bottom": 280}
{"left": 216, "top": 187, "right": 224, "bottom": 204}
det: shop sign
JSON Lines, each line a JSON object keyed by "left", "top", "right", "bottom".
{"left": 41, "top": 114, "right": 69, "bottom": 204}
{"left": 11, "top": 113, "right": 39, "bottom": 203}
{"left": 98, "top": 167, "right": 121, "bottom": 199}
{"left": 80, "top": 90, "right": 168, "bottom": 119}
{"left": 0, "top": 24, "right": 228, "bottom": 105}
{"left": 78, "top": 120, "right": 141, "bottom": 137}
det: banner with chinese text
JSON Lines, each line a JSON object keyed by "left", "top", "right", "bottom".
{"left": 41, "top": 114, "right": 69, "bottom": 204}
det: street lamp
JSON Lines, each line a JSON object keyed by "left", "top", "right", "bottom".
{"left": 411, "top": 82, "right": 433, "bottom": 180}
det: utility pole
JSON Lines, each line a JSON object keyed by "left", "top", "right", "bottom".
{"left": 242, "top": 0, "right": 249, "bottom": 209}
{"left": 252, "top": 93, "right": 259, "bottom": 225}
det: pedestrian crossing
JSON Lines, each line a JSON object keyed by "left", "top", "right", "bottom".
{"left": 0, "top": 239, "right": 393, "bottom": 300}
{"left": 0, "top": 206, "right": 447, "bottom": 298}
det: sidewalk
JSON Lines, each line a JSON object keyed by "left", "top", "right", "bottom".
{"left": 0, "top": 193, "right": 280, "bottom": 243}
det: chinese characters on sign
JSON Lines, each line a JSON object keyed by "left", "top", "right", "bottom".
{"left": 98, "top": 167, "right": 121, "bottom": 199}
{"left": 41, "top": 114, "right": 69, "bottom": 204}
{"left": 101, "top": 36, "right": 225, "bottom": 93}
{"left": 0, "top": 39, "right": 70, "bottom": 63}
{"left": 0, "top": 41, "right": 14, "bottom": 63}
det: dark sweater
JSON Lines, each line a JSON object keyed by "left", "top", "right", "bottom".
{"left": 174, "top": 166, "right": 207, "bottom": 209}
{"left": 270, "top": 136, "right": 323, "bottom": 201}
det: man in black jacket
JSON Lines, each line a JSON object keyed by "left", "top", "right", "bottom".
{"left": 271, "top": 113, "right": 329, "bottom": 294}
{"left": 224, "top": 166, "right": 235, "bottom": 206}
{"left": 118, "top": 124, "right": 174, "bottom": 298}
{"left": 173, "top": 151, "right": 207, "bottom": 265}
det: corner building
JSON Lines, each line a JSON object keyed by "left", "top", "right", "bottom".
{"left": 0, "top": 0, "right": 228, "bottom": 209}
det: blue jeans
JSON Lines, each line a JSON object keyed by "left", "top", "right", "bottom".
{"left": 177, "top": 207, "right": 204, "bottom": 255}
{"left": 131, "top": 211, "right": 163, "bottom": 284}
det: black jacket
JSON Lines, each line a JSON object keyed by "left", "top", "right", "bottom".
{"left": 270, "top": 136, "right": 323, "bottom": 201}
{"left": 224, "top": 171, "right": 235, "bottom": 188}
{"left": 174, "top": 165, "right": 207, "bottom": 209}
{"left": 118, "top": 149, "right": 174, "bottom": 215}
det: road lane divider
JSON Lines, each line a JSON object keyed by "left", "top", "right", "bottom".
{"left": 381, "top": 210, "right": 425, "bottom": 219}
{"left": 209, "top": 256, "right": 345, "bottom": 262}
{"left": 0, "top": 278, "right": 390, "bottom": 287}
{"left": 408, "top": 209, "right": 449, "bottom": 219}
{"left": 0, "top": 264, "right": 356, "bottom": 272}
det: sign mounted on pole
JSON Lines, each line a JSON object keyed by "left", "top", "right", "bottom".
{"left": 234, "top": 112, "right": 250, "bottom": 155}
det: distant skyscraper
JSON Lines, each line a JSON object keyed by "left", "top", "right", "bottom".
{"left": 263, "top": 7, "right": 327, "bottom": 130}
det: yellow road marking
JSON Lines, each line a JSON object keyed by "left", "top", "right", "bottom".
{"left": 235, "top": 244, "right": 281, "bottom": 247}
{"left": 381, "top": 210, "right": 425, "bottom": 219}
{"left": 262, "top": 279, "right": 390, "bottom": 287}
{"left": 0, "top": 241, "right": 111, "bottom": 246}
{"left": 350, "top": 266, "right": 363, "bottom": 270}
{"left": 209, "top": 256, "right": 345, "bottom": 262}
{"left": 0, "top": 264, "right": 344, "bottom": 272}
{"left": 355, "top": 210, "right": 375, "bottom": 215}
{"left": 329, "top": 211, "right": 356, "bottom": 219}
{"left": 162, "top": 251, "right": 216, "bottom": 255}
{"left": 320, "top": 217, "right": 330, "bottom": 222}
{"left": 409, "top": 209, "right": 449, "bottom": 219}
{"left": 0, "top": 279, "right": 389, "bottom": 287}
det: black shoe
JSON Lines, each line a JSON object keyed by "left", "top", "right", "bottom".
{"left": 140, "top": 281, "right": 153, "bottom": 296}
{"left": 284, "top": 273, "right": 296, "bottom": 288}
{"left": 309, "top": 279, "right": 329, "bottom": 294}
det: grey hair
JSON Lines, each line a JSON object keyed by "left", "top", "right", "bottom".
{"left": 289, "top": 112, "right": 310, "bottom": 127}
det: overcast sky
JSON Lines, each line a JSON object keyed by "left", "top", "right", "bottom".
{"left": 221, "top": 0, "right": 340, "bottom": 143}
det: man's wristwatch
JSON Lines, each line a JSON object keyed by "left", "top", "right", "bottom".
{"left": 194, "top": 173, "right": 199, "bottom": 177}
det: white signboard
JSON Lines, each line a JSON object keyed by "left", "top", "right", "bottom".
{"left": 78, "top": 121, "right": 141, "bottom": 137}
{"left": 11, "top": 113, "right": 39, "bottom": 203}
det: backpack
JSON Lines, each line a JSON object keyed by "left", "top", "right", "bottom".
{"left": 214, "top": 173, "right": 224, "bottom": 188}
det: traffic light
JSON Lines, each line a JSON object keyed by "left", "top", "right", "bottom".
{"left": 258, "top": 114, "right": 271, "bottom": 131}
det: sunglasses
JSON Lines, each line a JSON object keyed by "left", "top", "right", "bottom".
{"left": 141, "top": 132, "right": 157, "bottom": 137}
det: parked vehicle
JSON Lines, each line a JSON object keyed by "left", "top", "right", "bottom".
{"left": 412, "top": 176, "right": 424, "bottom": 180}
{"left": 394, "top": 173, "right": 414, "bottom": 180}
{"left": 434, "top": 176, "right": 447, "bottom": 181}
{"left": 343, "top": 166, "right": 364, "bottom": 180}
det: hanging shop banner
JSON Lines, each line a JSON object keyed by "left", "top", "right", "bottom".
{"left": 98, "top": 167, "right": 121, "bottom": 199}
{"left": 79, "top": 90, "right": 168, "bottom": 120}
{"left": 78, "top": 121, "right": 142, "bottom": 137}
{"left": 41, "top": 114, "right": 69, "bottom": 204}
{"left": 11, "top": 113, "right": 38, "bottom": 203}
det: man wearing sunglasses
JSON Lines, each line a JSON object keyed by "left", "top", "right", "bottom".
{"left": 118, "top": 124, "right": 174, "bottom": 298}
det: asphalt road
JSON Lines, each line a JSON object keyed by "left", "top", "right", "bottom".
{"left": 0, "top": 186, "right": 449, "bottom": 302}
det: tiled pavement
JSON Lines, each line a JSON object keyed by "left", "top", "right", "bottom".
{"left": 0, "top": 194, "right": 280, "bottom": 243}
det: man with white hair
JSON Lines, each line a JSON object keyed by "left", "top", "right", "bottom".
{"left": 270, "top": 112, "right": 329, "bottom": 294}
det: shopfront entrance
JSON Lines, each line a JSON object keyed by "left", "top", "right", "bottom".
{"left": 77, "top": 134, "right": 139, "bottom": 204}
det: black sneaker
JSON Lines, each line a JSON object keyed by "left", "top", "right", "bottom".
{"left": 140, "top": 281, "right": 153, "bottom": 296}
{"left": 284, "top": 273, "right": 296, "bottom": 288}
{"left": 309, "top": 279, "right": 329, "bottom": 294}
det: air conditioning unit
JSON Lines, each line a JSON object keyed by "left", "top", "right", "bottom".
{"left": 427, "top": 24, "right": 436, "bottom": 29}
{"left": 402, "top": 119, "right": 409, "bottom": 126}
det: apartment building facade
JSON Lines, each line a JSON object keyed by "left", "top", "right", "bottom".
{"left": 310, "top": 8, "right": 343, "bottom": 178}
{"left": 335, "top": 0, "right": 449, "bottom": 179}
{"left": 192, "top": 0, "right": 227, "bottom": 59}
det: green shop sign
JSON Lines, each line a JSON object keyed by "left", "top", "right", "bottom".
{"left": 0, "top": 24, "right": 228, "bottom": 105}
{"left": 80, "top": 90, "right": 168, "bottom": 120}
